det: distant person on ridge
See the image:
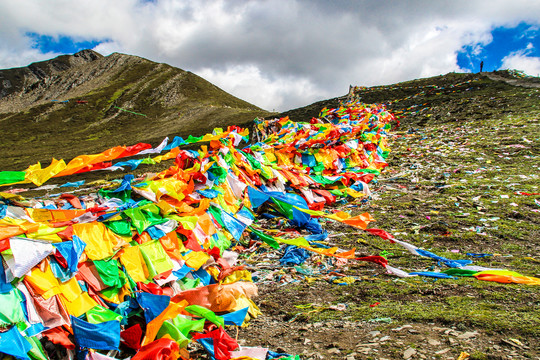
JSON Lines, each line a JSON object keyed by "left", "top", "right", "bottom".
{"left": 480, "top": 61, "right": 484, "bottom": 73}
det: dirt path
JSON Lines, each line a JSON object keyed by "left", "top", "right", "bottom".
{"left": 485, "top": 73, "right": 540, "bottom": 88}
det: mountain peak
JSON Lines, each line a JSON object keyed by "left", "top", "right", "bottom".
{"left": 0, "top": 51, "right": 268, "bottom": 170}
{"left": 0, "top": 49, "right": 104, "bottom": 100}
{"left": 72, "top": 49, "right": 103, "bottom": 61}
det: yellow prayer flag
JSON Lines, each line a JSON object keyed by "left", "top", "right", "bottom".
{"left": 119, "top": 246, "right": 149, "bottom": 283}
{"left": 73, "top": 222, "right": 117, "bottom": 260}
{"left": 182, "top": 251, "right": 210, "bottom": 271}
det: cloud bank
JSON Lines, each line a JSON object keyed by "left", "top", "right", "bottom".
{"left": 1, "top": 0, "right": 539, "bottom": 111}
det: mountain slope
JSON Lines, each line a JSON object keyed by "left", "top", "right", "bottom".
{"left": 0, "top": 49, "right": 103, "bottom": 101}
{"left": 0, "top": 50, "right": 270, "bottom": 170}
{"left": 240, "top": 71, "right": 540, "bottom": 359}
{"left": 278, "top": 71, "right": 540, "bottom": 128}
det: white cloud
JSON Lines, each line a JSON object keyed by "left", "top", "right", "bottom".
{"left": 501, "top": 52, "right": 540, "bottom": 76}
{"left": 1, "top": 0, "right": 540, "bottom": 110}
{"left": 198, "top": 64, "right": 325, "bottom": 111}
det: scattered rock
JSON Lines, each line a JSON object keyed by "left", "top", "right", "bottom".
{"left": 427, "top": 338, "right": 441, "bottom": 346}
{"left": 432, "top": 327, "right": 449, "bottom": 332}
{"left": 392, "top": 325, "right": 413, "bottom": 332}
{"left": 356, "top": 342, "right": 378, "bottom": 347}
{"left": 403, "top": 347, "right": 417, "bottom": 359}
{"left": 328, "top": 348, "right": 341, "bottom": 355}
{"left": 457, "top": 331, "right": 478, "bottom": 340}
{"left": 358, "top": 348, "right": 371, "bottom": 355}
{"left": 501, "top": 338, "right": 529, "bottom": 349}
{"left": 369, "top": 330, "right": 381, "bottom": 337}
{"left": 435, "top": 348, "right": 451, "bottom": 355}
{"left": 305, "top": 352, "right": 323, "bottom": 360}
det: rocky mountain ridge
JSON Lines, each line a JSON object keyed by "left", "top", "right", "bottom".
{"left": 0, "top": 49, "right": 102, "bottom": 103}
{"left": 0, "top": 50, "right": 269, "bottom": 170}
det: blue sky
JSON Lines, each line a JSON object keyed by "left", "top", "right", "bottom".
{"left": 457, "top": 22, "right": 539, "bottom": 73}
{"left": 1, "top": 1, "right": 540, "bottom": 110}
{"left": 26, "top": 33, "right": 107, "bottom": 55}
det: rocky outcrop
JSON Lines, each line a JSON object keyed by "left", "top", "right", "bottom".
{"left": 0, "top": 49, "right": 103, "bottom": 101}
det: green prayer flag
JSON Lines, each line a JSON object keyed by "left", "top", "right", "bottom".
{"left": 171, "top": 316, "right": 205, "bottom": 338}
{"left": 209, "top": 231, "right": 231, "bottom": 253}
{"left": 309, "top": 175, "right": 336, "bottom": 185}
{"left": 223, "top": 151, "right": 235, "bottom": 166}
{"left": 86, "top": 305, "right": 124, "bottom": 324}
{"left": 99, "top": 188, "right": 132, "bottom": 202}
{"left": 124, "top": 203, "right": 167, "bottom": 234}
{"left": 100, "top": 286, "right": 121, "bottom": 300}
{"left": 185, "top": 135, "right": 204, "bottom": 143}
{"left": 178, "top": 277, "right": 200, "bottom": 290}
{"left": 442, "top": 268, "right": 478, "bottom": 277}
{"left": 0, "top": 289, "right": 26, "bottom": 326}
{"left": 139, "top": 240, "right": 173, "bottom": 278}
{"left": 141, "top": 157, "right": 156, "bottom": 165}
{"left": 104, "top": 220, "right": 133, "bottom": 236}
{"left": 249, "top": 227, "right": 279, "bottom": 249}
{"left": 93, "top": 259, "right": 124, "bottom": 289}
{"left": 208, "top": 206, "right": 225, "bottom": 227}
{"left": 26, "top": 336, "right": 48, "bottom": 360}
{"left": 0, "top": 171, "right": 26, "bottom": 186}
{"left": 156, "top": 321, "right": 190, "bottom": 348}
{"left": 270, "top": 198, "right": 294, "bottom": 219}
{"left": 208, "top": 164, "right": 227, "bottom": 184}
{"left": 239, "top": 150, "right": 261, "bottom": 170}
{"left": 185, "top": 304, "right": 224, "bottom": 327}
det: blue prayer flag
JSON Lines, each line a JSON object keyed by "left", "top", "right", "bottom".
{"left": 0, "top": 260, "right": 13, "bottom": 293}
{"left": 136, "top": 292, "right": 170, "bottom": 323}
{"left": 220, "top": 307, "right": 249, "bottom": 326}
{"left": 220, "top": 211, "right": 247, "bottom": 241}
{"left": 0, "top": 326, "right": 32, "bottom": 359}
{"left": 247, "top": 187, "right": 270, "bottom": 209}
{"left": 59, "top": 180, "right": 86, "bottom": 188}
{"left": 53, "top": 235, "right": 86, "bottom": 273}
{"left": 409, "top": 271, "right": 455, "bottom": 279}
{"left": 71, "top": 316, "right": 120, "bottom": 350}
{"left": 111, "top": 174, "right": 134, "bottom": 192}
{"left": 173, "top": 263, "right": 194, "bottom": 280}
{"left": 280, "top": 246, "right": 310, "bottom": 266}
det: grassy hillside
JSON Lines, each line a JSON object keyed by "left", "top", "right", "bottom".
{"left": 0, "top": 51, "right": 271, "bottom": 171}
